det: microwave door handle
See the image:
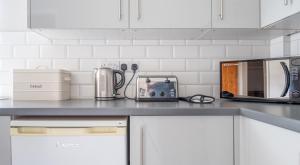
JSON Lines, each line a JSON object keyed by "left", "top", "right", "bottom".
{"left": 280, "top": 62, "right": 290, "bottom": 97}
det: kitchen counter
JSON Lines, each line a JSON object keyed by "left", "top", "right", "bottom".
{"left": 0, "top": 99, "right": 299, "bottom": 133}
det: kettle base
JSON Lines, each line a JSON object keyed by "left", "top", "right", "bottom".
{"left": 95, "top": 97, "right": 123, "bottom": 101}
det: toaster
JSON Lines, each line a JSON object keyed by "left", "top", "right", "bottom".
{"left": 136, "top": 75, "right": 178, "bottom": 102}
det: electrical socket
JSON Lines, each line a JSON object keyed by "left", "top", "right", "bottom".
{"left": 119, "top": 61, "right": 140, "bottom": 72}
{"left": 131, "top": 64, "right": 138, "bottom": 72}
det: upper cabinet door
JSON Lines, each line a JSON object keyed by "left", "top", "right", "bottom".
{"left": 212, "top": 0, "right": 259, "bottom": 28}
{"left": 0, "top": 0, "right": 28, "bottom": 30}
{"left": 261, "top": 0, "right": 294, "bottom": 27}
{"left": 130, "top": 0, "right": 211, "bottom": 28}
{"left": 30, "top": 0, "right": 129, "bottom": 28}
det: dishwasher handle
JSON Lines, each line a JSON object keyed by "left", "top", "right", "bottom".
{"left": 11, "top": 127, "right": 126, "bottom": 136}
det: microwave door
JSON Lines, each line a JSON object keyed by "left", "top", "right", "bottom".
{"left": 265, "top": 60, "right": 290, "bottom": 99}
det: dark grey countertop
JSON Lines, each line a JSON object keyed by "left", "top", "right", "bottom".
{"left": 0, "top": 99, "right": 299, "bottom": 133}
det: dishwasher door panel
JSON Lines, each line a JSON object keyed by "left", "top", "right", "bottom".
{"left": 11, "top": 136, "right": 127, "bottom": 165}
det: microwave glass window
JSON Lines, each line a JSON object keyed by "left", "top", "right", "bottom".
{"left": 221, "top": 59, "right": 290, "bottom": 99}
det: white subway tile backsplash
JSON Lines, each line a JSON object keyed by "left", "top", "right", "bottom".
{"left": 200, "top": 72, "right": 219, "bottom": 85}
{"left": 212, "top": 85, "right": 220, "bottom": 98}
{"left": 160, "top": 59, "right": 185, "bottom": 71}
{"left": 120, "top": 46, "right": 145, "bottom": 58}
{"left": 186, "top": 59, "right": 212, "bottom": 71}
{"left": 53, "top": 59, "right": 79, "bottom": 71}
{"left": 173, "top": 46, "right": 198, "bottom": 58}
{"left": 178, "top": 85, "right": 186, "bottom": 97}
{"left": 70, "top": 85, "right": 80, "bottom": 99}
{"left": 80, "top": 59, "right": 106, "bottom": 71}
{"left": 0, "top": 45, "right": 13, "bottom": 58}
{"left": 94, "top": 46, "right": 120, "bottom": 59}
{"left": 239, "top": 40, "right": 267, "bottom": 45}
{"left": 0, "top": 32, "right": 271, "bottom": 99}
{"left": 186, "top": 40, "right": 211, "bottom": 45}
{"left": 226, "top": 46, "right": 252, "bottom": 58}
{"left": 26, "top": 32, "right": 51, "bottom": 44}
{"left": 80, "top": 40, "right": 106, "bottom": 45}
{"left": 68, "top": 46, "right": 92, "bottom": 58}
{"left": 79, "top": 85, "right": 94, "bottom": 99}
{"left": 186, "top": 85, "right": 213, "bottom": 96}
{"left": 133, "top": 40, "right": 160, "bottom": 46}
{"left": 71, "top": 72, "right": 93, "bottom": 85}
{"left": 0, "top": 85, "right": 10, "bottom": 97}
{"left": 14, "top": 46, "right": 39, "bottom": 58}
{"left": 291, "top": 40, "right": 298, "bottom": 56}
{"left": 160, "top": 40, "right": 185, "bottom": 45}
{"left": 147, "top": 46, "right": 172, "bottom": 59}
{"left": 0, "top": 32, "right": 26, "bottom": 44}
{"left": 0, "top": 59, "right": 26, "bottom": 71}
{"left": 252, "top": 46, "right": 270, "bottom": 58}
{"left": 107, "top": 40, "right": 132, "bottom": 45}
{"left": 40, "top": 46, "right": 66, "bottom": 58}
{"left": 200, "top": 46, "right": 225, "bottom": 58}
{"left": 174, "top": 72, "right": 199, "bottom": 85}
{"left": 53, "top": 40, "right": 80, "bottom": 45}
{"left": 0, "top": 72, "right": 11, "bottom": 85}
{"left": 27, "top": 59, "right": 52, "bottom": 69}
{"left": 213, "top": 40, "right": 238, "bottom": 45}
{"left": 134, "top": 59, "right": 160, "bottom": 71}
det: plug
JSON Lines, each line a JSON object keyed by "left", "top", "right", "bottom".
{"left": 131, "top": 64, "right": 138, "bottom": 73}
{"left": 121, "top": 63, "right": 127, "bottom": 71}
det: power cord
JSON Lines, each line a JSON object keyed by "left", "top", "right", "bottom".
{"left": 123, "top": 64, "right": 138, "bottom": 100}
{"left": 178, "top": 94, "right": 215, "bottom": 104}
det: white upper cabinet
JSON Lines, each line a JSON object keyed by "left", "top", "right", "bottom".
{"left": 290, "top": 0, "right": 300, "bottom": 16}
{"left": 261, "top": 0, "right": 297, "bottom": 27}
{"left": 129, "top": 0, "right": 211, "bottom": 28}
{"left": 0, "top": 0, "right": 28, "bottom": 30}
{"left": 30, "top": 0, "right": 129, "bottom": 28}
{"left": 212, "top": 0, "right": 260, "bottom": 28}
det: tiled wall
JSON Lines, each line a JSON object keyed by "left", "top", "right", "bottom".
{"left": 0, "top": 32, "right": 270, "bottom": 99}
{"left": 290, "top": 32, "right": 300, "bottom": 56}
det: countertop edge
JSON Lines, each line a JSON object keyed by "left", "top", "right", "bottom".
{"left": 240, "top": 108, "right": 300, "bottom": 133}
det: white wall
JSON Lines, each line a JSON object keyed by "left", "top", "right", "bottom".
{"left": 0, "top": 32, "right": 270, "bottom": 99}
{"left": 290, "top": 33, "right": 300, "bottom": 56}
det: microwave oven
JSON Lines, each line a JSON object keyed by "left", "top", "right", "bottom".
{"left": 220, "top": 57, "right": 300, "bottom": 104}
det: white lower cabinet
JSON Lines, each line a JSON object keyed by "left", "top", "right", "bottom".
{"left": 130, "top": 116, "right": 234, "bottom": 165}
{"left": 239, "top": 116, "right": 300, "bottom": 165}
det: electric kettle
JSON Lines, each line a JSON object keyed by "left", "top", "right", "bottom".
{"left": 94, "top": 67, "right": 125, "bottom": 100}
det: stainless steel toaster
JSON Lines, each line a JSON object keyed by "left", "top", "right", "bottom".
{"left": 136, "top": 75, "right": 178, "bottom": 102}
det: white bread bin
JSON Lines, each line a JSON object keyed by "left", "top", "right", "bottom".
{"left": 13, "top": 69, "right": 71, "bottom": 100}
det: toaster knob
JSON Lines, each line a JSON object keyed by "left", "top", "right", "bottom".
{"left": 146, "top": 78, "right": 151, "bottom": 83}
{"left": 150, "top": 91, "right": 156, "bottom": 97}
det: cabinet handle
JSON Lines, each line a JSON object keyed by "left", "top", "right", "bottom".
{"left": 140, "top": 126, "right": 144, "bottom": 165}
{"left": 119, "top": 0, "right": 122, "bottom": 20}
{"left": 137, "top": 0, "right": 142, "bottom": 20}
{"left": 284, "top": 0, "right": 288, "bottom": 5}
{"left": 219, "top": 0, "right": 224, "bottom": 20}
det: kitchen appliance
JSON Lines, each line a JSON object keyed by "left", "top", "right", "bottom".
{"left": 10, "top": 117, "right": 128, "bottom": 165}
{"left": 220, "top": 57, "right": 300, "bottom": 104}
{"left": 13, "top": 69, "right": 71, "bottom": 100}
{"left": 136, "top": 75, "right": 178, "bottom": 102}
{"left": 94, "top": 67, "right": 125, "bottom": 100}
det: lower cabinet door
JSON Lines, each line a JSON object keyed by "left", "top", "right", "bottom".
{"left": 239, "top": 116, "right": 300, "bottom": 165}
{"left": 130, "top": 116, "right": 234, "bottom": 165}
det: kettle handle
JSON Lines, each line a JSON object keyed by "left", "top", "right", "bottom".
{"left": 113, "top": 70, "right": 125, "bottom": 90}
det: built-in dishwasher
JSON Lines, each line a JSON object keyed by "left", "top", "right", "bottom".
{"left": 10, "top": 117, "right": 128, "bottom": 165}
